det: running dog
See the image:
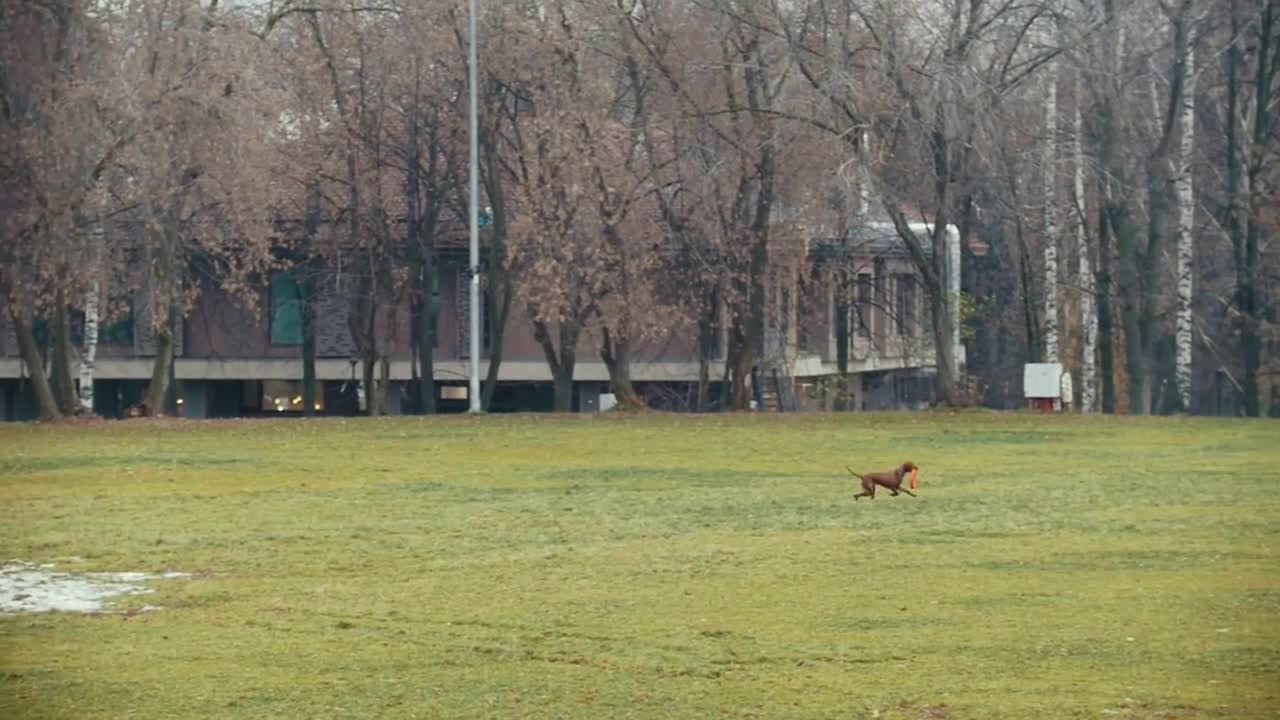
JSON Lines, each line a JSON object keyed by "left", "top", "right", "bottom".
{"left": 848, "top": 462, "right": 918, "bottom": 500}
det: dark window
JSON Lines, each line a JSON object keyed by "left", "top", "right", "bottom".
{"left": 896, "top": 274, "right": 916, "bottom": 336}
{"left": 33, "top": 306, "right": 135, "bottom": 348}
{"left": 67, "top": 309, "right": 134, "bottom": 347}
{"left": 707, "top": 293, "right": 723, "bottom": 359}
{"left": 100, "top": 312, "right": 135, "bottom": 346}
{"left": 780, "top": 285, "right": 791, "bottom": 345}
{"left": 31, "top": 317, "right": 50, "bottom": 347}
{"left": 424, "top": 266, "right": 441, "bottom": 348}
{"left": 855, "top": 274, "right": 872, "bottom": 337}
{"left": 873, "top": 261, "right": 887, "bottom": 339}
{"left": 270, "top": 271, "right": 303, "bottom": 345}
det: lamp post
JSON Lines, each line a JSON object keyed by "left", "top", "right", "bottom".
{"left": 467, "top": 0, "right": 482, "bottom": 413}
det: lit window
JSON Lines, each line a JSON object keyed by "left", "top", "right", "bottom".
{"left": 259, "top": 380, "right": 321, "bottom": 412}
{"left": 439, "top": 385, "right": 468, "bottom": 400}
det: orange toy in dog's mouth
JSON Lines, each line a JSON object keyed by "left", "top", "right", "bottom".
{"left": 909, "top": 468, "right": 919, "bottom": 490}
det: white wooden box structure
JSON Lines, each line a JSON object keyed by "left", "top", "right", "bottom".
{"left": 1023, "top": 363, "right": 1063, "bottom": 411}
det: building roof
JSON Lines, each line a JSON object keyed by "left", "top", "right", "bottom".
{"left": 809, "top": 222, "right": 935, "bottom": 261}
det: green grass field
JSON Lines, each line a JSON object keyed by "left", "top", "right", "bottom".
{"left": 1, "top": 412, "right": 1278, "bottom": 719}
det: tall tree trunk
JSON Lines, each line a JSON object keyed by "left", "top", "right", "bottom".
{"left": 1073, "top": 102, "right": 1098, "bottom": 412}
{"left": 299, "top": 267, "right": 317, "bottom": 415}
{"left": 696, "top": 287, "right": 716, "bottom": 411}
{"left": 479, "top": 140, "right": 511, "bottom": 412}
{"left": 50, "top": 285, "right": 78, "bottom": 416}
{"left": 1042, "top": 53, "right": 1060, "bottom": 366}
{"left": 1119, "top": 9, "right": 1190, "bottom": 416}
{"left": 834, "top": 268, "right": 851, "bottom": 411}
{"left": 79, "top": 275, "right": 99, "bottom": 413}
{"left": 727, "top": 316, "right": 752, "bottom": 410}
{"left": 1112, "top": 204, "right": 1150, "bottom": 414}
{"left": 734, "top": 211, "right": 772, "bottom": 411}
{"left": 883, "top": 200, "right": 961, "bottom": 405}
{"left": 1014, "top": 199, "right": 1042, "bottom": 363}
{"left": 595, "top": 217, "right": 646, "bottom": 409}
{"left": 719, "top": 319, "right": 738, "bottom": 410}
{"left": 532, "top": 318, "right": 579, "bottom": 412}
{"left": 1174, "top": 44, "right": 1196, "bottom": 412}
{"left": 416, "top": 272, "right": 437, "bottom": 414}
{"left": 927, "top": 278, "right": 959, "bottom": 405}
{"left": 143, "top": 312, "right": 174, "bottom": 415}
{"left": 142, "top": 212, "right": 178, "bottom": 416}
{"left": 411, "top": 244, "right": 436, "bottom": 417}
{"left": 482, "top": 274, "right": 512, "bottom": 411}
{"left": 737, "top": 46, "right": 776, "bottom": 412}
{"left": 77, "top": 225, "right": 104, "bottom": 414}
{"left": 1108, "top": 163, "right": 1156, "bottom": 416}
{"left": 1096, "top": 1, "right": 1125, "bottom": 414}
{"left": 1096, "top": 196, "right": 1117, "bottom": 413}
{"left": 601, "top": 326, "right": 644, "bottom": 409}
{"left": 302, "top": 297, "right": 317, "bottom": 417}
{"left": 301, "top": 184, "right": 321, "bottom": 417}
{"left": 1226, "top": 0, "right": 1248, "bottom": 415}
{"left": 367, "top": 336, "right": 384, "bottom": 417}
{"left": 361, "top": 355, "right": 380, "bottom": 416}
{"left": 378, "top": 355, "right": 391, "bottom": 415}
{"left": 351, "top": 268, "right": 381, "bottom": 417}
{"left": 552, "top": 367, "right": 574, "bottom": 412}
{"left": 9, "top": 306, "right": 60, "bottom": 420}
{"left": 405, "top": 111, "right": 440, "bottom": 416}
{"left": 1244, "top": 1, "right": 1274, "bottom": 417}
{"left": 1229, "top": 0, "right": 1274, "bottom": 417}
{"left": 696, "top": 346, "right": 710, "bottom": 411}
{"left": 553, "top": 322, "right": 578, "bottom": 413}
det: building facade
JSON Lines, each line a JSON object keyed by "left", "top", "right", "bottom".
{"left": 0, "top": 224, "right": 960, "bottom": 419}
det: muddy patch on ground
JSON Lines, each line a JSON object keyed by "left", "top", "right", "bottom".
{"left": 1, "top": 560, "right": 190, "bottom": 615}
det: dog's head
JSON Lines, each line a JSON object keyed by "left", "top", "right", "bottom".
{"left": 900, "top": 461, "right": 918, "bottom": 473}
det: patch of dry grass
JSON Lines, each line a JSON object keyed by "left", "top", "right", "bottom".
{"left": 1, "top": 412, "right": 1278, "bottom": 719}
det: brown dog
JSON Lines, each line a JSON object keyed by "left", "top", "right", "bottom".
{"left": 848, "top": 462, "right": 918, "bottom": 500}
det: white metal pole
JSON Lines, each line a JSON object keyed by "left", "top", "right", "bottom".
{"left": 467, "top": 0, "right": 482, "bottom": 413}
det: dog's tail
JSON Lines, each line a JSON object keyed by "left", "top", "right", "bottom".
{"left": 846, "top": 466, "right": 864, "bottom": 480}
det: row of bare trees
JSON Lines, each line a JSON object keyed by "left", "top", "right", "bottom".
{"left": 2, "top": 0, "right": 1276, "bottom": 419}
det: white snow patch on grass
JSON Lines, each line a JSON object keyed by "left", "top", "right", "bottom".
{"left": 1, "top": 560, "right": 191, "bottom": 615}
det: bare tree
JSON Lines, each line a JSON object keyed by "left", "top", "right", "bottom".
{"left": 88, "top": 0, "right": 289, "bottom": 415}
{"left": 0, "top": 0, "right": 123, "bottom": 419}
{"left": 1223, "top": 0, "right": 1277, "bottom": 416}
{"left": 1072, "top": 88, "right": 1098, "bottom": 411}
{"left": 1174, "top": 39, "right": 1197, "bottom": 411}
{"left": 777, "top": 0, "right": 1058, "bottom": 405}
{"left": 1042, "top": 26, "right": 1062, "bottom": 367}
{"left": 623, "top": 0, "right": 792, "bottom": 410}
{"left": 1094, "top": 0, "right": 1195, "bottom": 414}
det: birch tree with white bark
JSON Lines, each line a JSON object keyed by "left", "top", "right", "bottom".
{"left": 77, "top": 228, "right": 105, "bottom": 411}
{"left": 1072, "top": 97, "right": 1097, "bottom": 411}
{"left": 1042, "top": 26, "right": 1061, "bottom": 368}
{"left": 1173, "top": 41, "right": 1196, "bottom": 411}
